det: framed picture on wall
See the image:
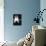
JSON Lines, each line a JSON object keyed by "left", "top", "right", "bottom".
{"left": 13, "top": 14, "right": 22, "bottom": 25}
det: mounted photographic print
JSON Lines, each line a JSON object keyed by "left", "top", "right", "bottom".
{"left": 13, "top": 14, "right": 22, "bottom": 25}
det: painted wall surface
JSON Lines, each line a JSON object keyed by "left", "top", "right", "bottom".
{"left": 4, "top": 0, "right": 40, "bottom": 42}
{"left": 40, "top": 0, "right": 46, "bottom": 26}
{"left": 0, "top": 0, "right": 4, "bottom": 42}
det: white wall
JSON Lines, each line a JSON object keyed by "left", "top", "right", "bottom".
{"left": 0, "top": 0, "right": 4, "bottom": 42}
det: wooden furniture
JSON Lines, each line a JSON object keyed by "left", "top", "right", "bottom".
{"left": 31, "top": 25, "right": 46, "bottom": 46}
